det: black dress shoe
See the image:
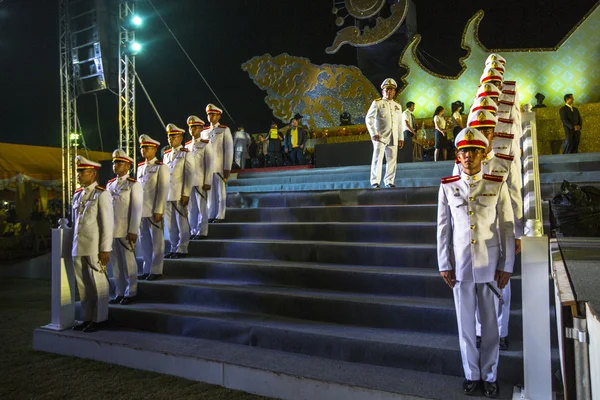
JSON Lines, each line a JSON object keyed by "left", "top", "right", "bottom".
{"left": 385, "top": 183, "right": 397, "bottom": 188}
{"left": 138, "top": 273, "right": 149, "bottom": 280}
{"left": 109, "top": 296, "right": 124, "bottom": 305}
{"left": 195, "top": 235, "right": 208, "bottom": 240}
{"left": 164, "top": 252, "right": 175, "bottom": 259}
{"left": 72, "top": 321, "right": 91, "bottom": 331}
{"left": 120, "top": 296, "right": 136, "bottom": 305}
{"left": 371, "top": 183, "right": 380, "bottom": 188}
{"left": 146, "top": 274, "right": 162, "bottom": 281}
{"left": 476, "top": 335, "right": 481, "bottom": 349}
{"left": 499, "top": 336, "right": 509, "bottom": 350}
{"left": 190, "top": 234, "right": 198, "bottom": 240}
{"left": 462, "top": 379, "right": 480, "bottom": 396}
{"left": 83, "top": 321, "right": 105, "bottom": 333}
{"left": 171, "top": 252, "right": 187, "bottom": 259}
{"left": 483, "top": 381, "right": 499, "bottom": 398}
{"left": 212, "top": 219, "right": 225, "bottom": 223}
{"left": 208, "top": 218, "right": 215, "bottom": 223}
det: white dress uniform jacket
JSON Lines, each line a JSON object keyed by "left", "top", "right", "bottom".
{"left": 186, "top": 138, "right": 214, "bottom": 237}
{"left": 137, "top": 158, "right": 169, "bottom": 275}
{"left": 72, "top": 181, "right": 114, "bottom": 323}
{"left": 366, "top": 98, "right": 404, "bottom": 186}
{"left": 107, "top": 174, "right": 143, "bottom": 297}
{"left": 202, "top": 123, "right": 233, "bottom": 220}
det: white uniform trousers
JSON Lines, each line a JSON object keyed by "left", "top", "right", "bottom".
{"left": 165, "top": 200, "right": 190, "bottom": 254}
{"left": 110, "top": 238, "right": 137, "bottom": 297}
{"left": 234, "top": 149, "right": 247, "bottom": 170}
{"left": 73, "top": 255, "right": 109, "bottom": 323}
{"left": 139, "top": 217, "right": 165, "bottom": 275}
{"left": 475, "top": 281, "right": 512, "bottom": 339}
{"left": 189, "top": 186, "right": 209, "bottom": 237}
{"left": 370, "top": 141, "right": 398, "bottom": 186}
{"left": 208, "top": 173, "right": 227, "bottom": 220}
{"left": 453, "top": 281, "right": 500, "bottom": 382}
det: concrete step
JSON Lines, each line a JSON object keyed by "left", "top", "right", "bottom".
{"left": 156, "top": 257, "right": 523, "bottom": 302}
{"left": 33, "top": 328, "right": 516, "bottom": 400}
{"left": 224, "top": 204, "right": 437, "bottom": 223}
{"left": 105, "top": 302, "right": 524, "bottom": 383}
{"left": 186, "top": 239, "right": 437, "bottom": 267}
{"left": 134, "top": 278, "right": 524, "bottom": 338}
{"left": 207, "top": 222, "right": 437, "bottom": 243}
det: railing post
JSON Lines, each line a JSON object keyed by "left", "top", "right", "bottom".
{"left": 514, "top": 107, "right": 553, "bottom": 399}
{"left": 43, "top": 218, "right": 76, "bottom": 331}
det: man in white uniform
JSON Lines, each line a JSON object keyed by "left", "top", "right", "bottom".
{"left": 106, "top": 149, "right": 143, "bottom": 305}
{"left": 137, "top": 134, "right": 169, "bottom": 281}
{"left": 71, "top": 156, "right": 114, "bottom": 333}
{"left": 163, "top": 123, "right": 194, "bottom": 258}
{"left": 438, "top": 128, "right": 515, "bottom": 397}
{"left": 366, "top": 78, "right": 404, "bottom": 188}
{"left": 202, "top": 103, "right": 233, "bottom": 222}
{"left": 186, "top": 115, "right": 213, "bottom": 239}
{"left": 232, "top": 125, "right": 251, "bottom": 170}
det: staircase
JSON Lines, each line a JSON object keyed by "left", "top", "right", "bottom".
{"left": 34, "top": 153, "right": 600, "bottom": 400}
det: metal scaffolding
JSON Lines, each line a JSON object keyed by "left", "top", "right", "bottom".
{"left": 118, "top": 0, "right": 137, "bottom": 166}
{"left": 59, "top": 0, "right": 78, "bottom": 219}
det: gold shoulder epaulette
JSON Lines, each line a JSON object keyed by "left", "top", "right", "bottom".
{"left": 219, "top": 125, "right": 228, "bottom": 129}
{"left": 156, "top": 161, "right": 163, "bottom": 165}
{"left": 127, "top": 177, "right": 137, "bottom": 182}
{"left": 181, "top": 148, "right": 189, "bottom": 152}
{"left": 185, "top": 140, "right": 193, "bottom": 146}
{"left": 483, "top": 174, "right": 503, "bottom": 182}
{"left": 498, "top": 118, "right": 513, "bottom": 124}
{"left": 495, "top": 153, "right": 514, "bottom": 161}
{"left": 504, "top": 80, "right": 515, "bottom": 85}
{"left": 202, "top": 126, "right": 211, "bottom": 130}
{"left": 163, "top": 148, "right": 173, "bottom": 154}
{"left": 95, "top": 185, "right": 106, "bottom": 191}
{"left": 74, "top": 188, "right": 83, "bottom": 194}
{"left": 374, "top": 97, "right": 382, "bottom": 101}
{"left": 495, "top": 132, "right": 514, "bottom": 139}
{"left": 107, "top": 177, "right": 117, "bottom": 184}
{"left": 138, "top": 161, "right": 145, "bottom": 166}
{"left": 441, "top": 175, "right": 460, "bottom": 184}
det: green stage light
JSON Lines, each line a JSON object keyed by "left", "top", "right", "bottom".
{"left": 128, "top": 41, "right": 142, "bottom": 54}
{"left": 131, "top": 15, "right": 142, "bottom": 27}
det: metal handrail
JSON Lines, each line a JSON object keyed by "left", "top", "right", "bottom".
{"left": 522, "top": 106, "right": 544, "bottom": 237}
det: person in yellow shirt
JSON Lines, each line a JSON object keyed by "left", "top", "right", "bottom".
{"left": 284, "top": 114, "right": 307, "bottom": 166}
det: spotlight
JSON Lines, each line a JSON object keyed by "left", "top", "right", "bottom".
{"left": 131, "top": 15, "right": 142, "bottom": 27}
{"left": 69, "top": 132, "right": 80, "bottom": 147}
{"left": 123, "top": 41, "right": 142, "bottom": 55}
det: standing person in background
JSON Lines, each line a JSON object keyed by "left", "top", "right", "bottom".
{"left": 233, "top": 126, "right": 251, "bottom": 170}
{"left": 401, "top": 101, "right": 417, "bottom": 163}
{"left": 106, "top": 149, "right": 142, "bottom": 306}
{"left": 267, "top": 122, "right": 284, "bottom": 167}
{"left": 163, "top": 123, "right": 194, "bottom": 259}
{"left": 71, "top": 156, "right": 113, "bottom": 333}
{"left": 366, "top": 78, "right": 404, "bottom": 188}
{"left": 257, "top": 134, "right": 268, "bottom": 167}
{"left": 186, "top": 115, "right": 213, "bottom": 240}
{"left": 203, "top": 104, "right": 233, "bottom": 223}
{"left": 137, "top": 135, "right": 169, "bottom": 281}
{"left": 560, "top": 93, "right": 583, "bottom": 154}
{"left": 451, "top": 102, "right": 464, "bottom": 137}
{"left": 434, "top": 106, "right": 447, "bottom": 162}
{"left": 284, "top": 114, "right": 308, "bottom": 166}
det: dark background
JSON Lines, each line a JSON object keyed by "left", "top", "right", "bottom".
{"left": 1, "top": 0, "right": 597, "bottom": 151}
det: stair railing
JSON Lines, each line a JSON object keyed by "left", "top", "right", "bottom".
{"left": 516, "top": 106, "right": 553, "bottom": 399}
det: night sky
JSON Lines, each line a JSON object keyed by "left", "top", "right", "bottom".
{"left": 1, "top": 0, "right": 597, "bottom": 151}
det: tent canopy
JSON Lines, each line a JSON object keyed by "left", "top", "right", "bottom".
{"left": 0, "top": 143, "right": 111, "bottom": 181}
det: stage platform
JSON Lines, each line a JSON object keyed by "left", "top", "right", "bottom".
{"left": 32, "top": 153, "right": 600, "bottom": 399}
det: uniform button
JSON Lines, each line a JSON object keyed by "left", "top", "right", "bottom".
{"left": 483, "top": 162, "right": 487, "bottom": 165}
{"left": 469, "top": 197, "right": 474, "bottom": 201}
{"left": 471, "top": 239, "right": 476, "bottom": 244}
{"left": 470, "top": 225, "right": 475, "bottom": 230}
{"left": 472, "top": 176, "right": 477, "bottom": 181}
{"left": 468, "top": 211, "right": 474, "bottom": 215}
{"left": 470, "top": 184, "right": 475, "bottom": 188}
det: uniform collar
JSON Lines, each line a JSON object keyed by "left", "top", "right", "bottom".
{"left": 485, "top": 149, "right": 496, "bottom": 160}
{"left": 117, "top": 173, "right": 129, "bottom": 181}
{"left": 84, "top": 181, "right": 98, "bottom": 192}
{"left": 172, "top": 145, "right": 183, "bottom": 151}
{"left": 566, "top": 103, "right": 573, "bottom": 110}
{"left": 145, "top": 157, "right": 158, "bottom": 165}
{"left": 460, "top": 170, "right": 483, "bottom": 183}
{"left": 210, "top": 122, "right": 221, "bottom": 129}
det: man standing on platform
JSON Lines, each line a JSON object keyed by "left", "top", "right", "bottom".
{"left": 437, "top": 128, "right": 515, "bottom": 398}
{"left": 401, "top": 101, "right": 417, "bottom": 163}
{"left": 71, "top": 156, "right": 113, "bottom": 333}
{"left": 163, "top": 123, "right": 194, "bottom": 259}
{"left": 560, "top": 93, "right": 583, "bottom": 154}
{"left": 137, "top": 134, "right": 169, "bottom": 281}
{"left": 203, "top": 104, "right": 233, "bottom": 223}
{"left": 186, "top": 115, "right": 213, "bottom": 240}
{"left": 232, "top": 125, "right": 251, "bottom": 170}
{"left": 284, "top": 114, "right": 307, "bottom": 166}
{"left": 366, "top": 78, "right": 404, "bottom": 188}
{"left": 106, "top": 149, "right": 143, "bottom": 305}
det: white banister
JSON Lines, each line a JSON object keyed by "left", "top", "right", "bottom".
{"left": 514, "top": 107, "right": 553, "bottom": 399}
{"left": 43, "top": 218, "right": 76, "bottom": 331}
